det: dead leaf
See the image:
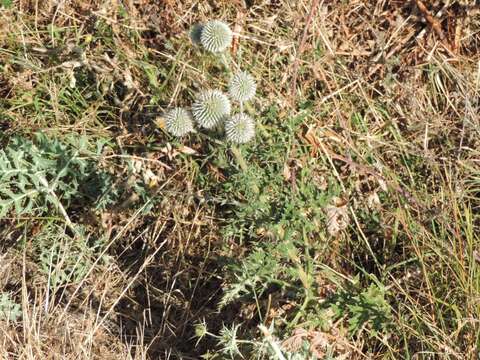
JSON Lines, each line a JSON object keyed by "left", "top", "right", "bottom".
{"left": 325, "top": 197, "right": 349, "bottom": 237}
{"left": 283, "top": 163, "right": 292, "bottom": 181}
{"left": 208, "top": 164, "right": 225, "bottom": 181}
{"left": 143, "top": 168, "right": 159, "bottom": 188}
{"left": 178, "top": 145, "right": 197, "bottom": 155}
{"left": 282, "top": 328, "right": 308, "bottom": 353}
{"left": 367, "top": 192, "right": 381, "bottom": 209}
{"left": 231, "top": 11, "right": 245, "bottom": 56}
{"left": 155, "top": 116, "right": 166, "bottom": 129}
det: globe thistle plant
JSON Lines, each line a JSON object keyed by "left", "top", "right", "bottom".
{"left": 165, "top": 107, "right": 194, "bottom": 137}
{"left": 229, "top": 71, "right": 257, "bottom": 103}
{"left": 168, "top": 20, "right": 260, "bottom": 146}
{"left": 200, "top": 20, "right": 233, "bottom": 53}
{"left": 192, "top": 90, "right": 231, "bottom": 129}
{"left": 189, "top": 23, "right": 204, "bottom": 45}
{"left": 225, "top": 113, "right": 255, "bottom": 144}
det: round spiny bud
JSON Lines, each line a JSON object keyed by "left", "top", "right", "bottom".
{"left": 192, "top": 90, "right": 231, "bottom": 129}
{"left": 225, "top": 113, "right": 255, "bottom": 144}
{"left": 189, "top": 23, "right": 204, "bottom": 45}
{"left": 200, "top": 20, "right": 233, "bottom": 53}
{"left": 229, "top": 71, "right": 257, "bottom": 103}
{"left": 165, "top": 108, "right": 194, "bottom": 137}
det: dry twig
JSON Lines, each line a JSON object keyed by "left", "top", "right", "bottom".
{"left": 415, "top": 0, "right": 446, "bottom": 41}
{"left": 415, "top": 0, "right": 454, "bottom": 53}
{"left": 290, "top": 0, "right": 321, "bottom": 101}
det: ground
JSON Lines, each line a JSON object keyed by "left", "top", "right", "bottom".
{"left": 0, "top": 0, "right": 479, "bottom": 359}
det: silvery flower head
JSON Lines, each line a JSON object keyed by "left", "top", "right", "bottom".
{"left": 225, "top": 113, "right": 255, "bottom": 144}
{"left": 165, "top": 107, "right": 194, "bottom": 137}
{"left": 200, "top": 20, "right": 233, "bottom": 53}
{"left": 192, "top": 90, "right": 231, "bottom": 129}
{"left": 229, "top": 71, "right": 257, "bottom": 103}
{"left": 189, "top": 23, "right": 204, "bottom": 45}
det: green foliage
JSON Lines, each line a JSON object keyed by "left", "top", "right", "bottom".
{"left": 0, "top": 133, "right": 117, "bottom": 218}
{"left": 1, "top": 0, "right": 12, "bottom": 8}
{"left": 328, "top": 279, "right": 392, "bottom": 337}
{"left": 208, "top": 104, "right": 391, "bottom": 357}
{"left": 220, "top": 241, "right": 288, "bottom": 308}
{"left": 219, "top": 107, "right": 339, "bottom": 242}
{"left": 213, "top": 106, "right": 342, "bottom": 356}
{"left": 0, "top": 293, "right": 21, "bottom": 322}
{"left": 198, "top": 321, "right": 319, "bottom": 360}
{"left": 34, "top": 224, "right": 106, "bottom": 290}
{"left": 218, "top": 323, "right": 243, "bottom": 358}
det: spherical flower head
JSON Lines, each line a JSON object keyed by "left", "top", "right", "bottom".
{"left": 225, "top": 113, "right": 255, "bottom": 144}
{"left": 192, "top": 90, "right": 231, "bottom": 129}
{"left": 165, "top": 108, "right": 194, "bottom": 137}
{"left": 189, "top": 23, "right": 204, "bottom": 45}
{"left": 229, "top": 71, "right": 257, "bottom": 103}
{"left": 200, "top": 20, "right": 233, "bottom": 53}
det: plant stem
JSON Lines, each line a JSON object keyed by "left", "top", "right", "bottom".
{"left": 289, "top": 291, "right": 311, "bottom": 329}
{"left": 231, "top": 145, "right": 248, "bottom": 172}
{"left": 258, "top": 325, "right": 287, "bottom": 360}
{"left": 37, "top": 175, "right": 79, "bottom": 237}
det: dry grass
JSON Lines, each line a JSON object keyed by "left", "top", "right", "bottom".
{"left": 0, "top": 0, "right": 479, "bottom": 359}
